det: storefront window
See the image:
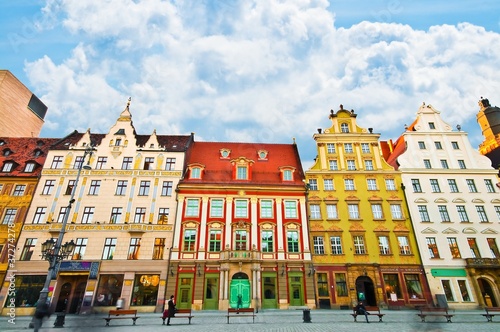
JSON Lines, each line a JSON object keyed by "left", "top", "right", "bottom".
{"left": 457, "top": 280, "right": 471, "bottom": 302}
{"left": 335, "top": 273, "right": 348, "bottom": 297}
{"left": 93, "top": 274, "right": 124, "bottom": 306}
{"left": 442, "top": 280, "right": 455, "bottom": 301}
{"left": 131, "top": 274, "right": 160, "bottom": 306}
{"left": 383, "top": 274, "right": 402, "bottom": 299}
{"left": 317, "top": 273, "right": 329, "bottom": 297}
{"left": 404, "top": 274, "right": 424, "bottom": 299}
{"left": 4, "top": 275, "right": 45, "bottom": 307}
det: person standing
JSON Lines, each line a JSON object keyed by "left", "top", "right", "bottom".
{"left": 355, "top": 301, "right": 370, "bottom": 323}
{"left": 236, "top": 294, "right": 243, "bottom": 312}
{"left": 33, "top": 301, "right": 50, "bottom": 332}
{"left": 163, "top": 295, "right": 176, "bottom": 326}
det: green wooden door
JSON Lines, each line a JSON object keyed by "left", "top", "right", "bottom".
{"left": 203, "top": 275, "right": 219, "bottom": 310}
{"left": 289, "top": 274, "right": 304, "bottom": 306}
{"left": 261, "top": 274, "right": 277, "bottom": 309}
{"left": 176, "top": 275, "right": 193, "bottom": 309}
{"left": 229, "top": 279, "right": 251, "bottom": 308}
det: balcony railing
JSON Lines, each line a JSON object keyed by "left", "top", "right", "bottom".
{"left": 220, "top": 250, "right": 261, "bottom": 261}
{"left": 465, "top": 258, "right": 500, "bottom": 267}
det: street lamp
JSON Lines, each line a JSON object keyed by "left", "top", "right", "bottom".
{"left": 31, "top": 144, "right": 93, "bottom": 327}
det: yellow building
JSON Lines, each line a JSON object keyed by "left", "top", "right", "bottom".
{"left": 305, "top": 105, "right": 431, "bottom": 309}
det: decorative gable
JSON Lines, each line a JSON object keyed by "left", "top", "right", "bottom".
{"left": 421, "top": 227, "right": 438, "bottom": 234}
{"left": 442, "top": 227, "right": 459, "bottom": 234}
{"left": 480, "top": 228, "right": 498, "bottom": 234}
{"left": 462, "top": 227, "right": 477, "bottom": 234}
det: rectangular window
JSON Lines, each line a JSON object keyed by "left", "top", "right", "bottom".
{"left": 372, "top": 204, "right": 383, "bottom": 219}
{"left": 466, "top": 179, "right": 477, "bottom": 193}
{"left": 364, "top": 160, "right": 374, "bottom": 170}
{"left": 398, "top": 236, "right": 411, "bottom": 255}
{"left": 287, "top": 230, "right": 299, "bottom": 252}
{"left": 128, "top": 238, "right": 141, "bottom": 260}
{"left": 310, "top": 205, "right": 321, "bottom": 219}
{"left": 447, "top": 237, "right": 461, "bottom": 258}
{"left": 190, "top": 167, "right": 201, "bottom": 179}
{"left": 495, "top": 206, "right": 500, "bottom": 220}
{"left": 485, "top": 179, "right": 496, "bottom": 193}
{"left": 32, "top": 207, "right": 46, "bottom": 224}
{"left": 405, "top": 274, "right": 423, "bottom": 299}
{"left": 361, "top": 143, "right": 370, "bottom": 153}
{"left": 487, "top": 238, "right": 500, "bottom": 258}
{"left": 440, "top": 160, "right": 449, "bottom": 169}
{"left": 42, "top": 180, "right": 55, "bottom": 195}
{"left": 96, "top": 157, "right": 107, "bottom": 169}
{"left": 458, "top": 280, "right": 471, "bottom": 302}
{"left": 438, "top": 205, "right": 450, "bottom": 222}
{"left": 115, "top": 180, "right": 127, "bottom": 195}
{"left": 317, "top": 273, "right": 329, "bottom": 297}
{"left": 56, "top": 207, "right": 68, "bottom": 223}
{"left": 161, "top": 181, "right": 173, "bottom": 196}
{"left": 20, "top": 238, "right": 37, "bottom": 261}
{"left": 411, "top": 179, "right": 422, "bottom": 192}
{"left": 74, "top": 156, "right": 84, "bottom": 169}
{"left": 235, "top": 230, "right": 247, "bottom": 250}
{"left": 429, "top": 122, "right": 435, "bottom": 129}
{"left": 423, "top": 159, "right": 432, "bottom": 169}
{"left": 335, "top": 273, "right": 348, "bottom": 297}
{"left": 308, "top": 179, "right": 318, "bottom": 190}
{"left": 88, "top": 180, "right": 101, "bottom": 195}
{"left": 138, "top": 180, "right": 150, "bottom": 196}
{"left": 235, "top": 200, "right": 248, "bottom": 218}
{"left": 153, "top": 238, "right": 165, "bottom": 260}
{"left": 102, "top": 238, "right": 117, "bottom": 260}
{"left": 261, "top": 230, "right": 274, "bottom": 252}
{"left": 434, "top": 141, "right": 442, "bottom": 149}
{"left": 122, "top": 157, "right": 133, "bottom": 170}
{"left": 210, "top": 199, "right": 224, "bottom": 218}
{"left": 284, "top": 201, "right": 297, "bottom": 218}
{"left": 329, "top": 160, "right": 338, "bottom": 170}
{"left": 476, "top": 205, "right": 489, "bottom": 222}
{"left": 24, "top": 162, "right": 35, "bottom": 172}
{"left": 81, "top": 207, "right": 95, "bottom": 224}
{"left": 353, "top": 236, "right": 366, "bottom": 254}
{"left": 458, "top": 160, "right": 466, "bottom": 169}
{"left": 185, "top": 199, "right": 199, "bottom": 217}
{"left": 452, "top": 141, "right": 459, "bottom": 149}
{"left": 330, "top": 236, "right": 343, "bottom": 254}
{"left": 344, "top": 143, "right": 353, "bottom": 153}
{"left": 158, "top": 208, "right": 169, "bottom": 224}
{"left": 260, "top": 200, "right": 273, "bottom": 218}
{"left": 418, "top": 141, "right": 426, "bottom": 149}
{"left": 65, "top": 180, "right": 75, "bottom": 195}
{"left": 313, "top": 236, "right": 325, "bottom": 254}
{"left": 323, "top": 179, "right": 334, "bottom": 191}
{"left": 442, "top": 280, "right": 454, "bottom": 301}
{"left": 367, "top": 179, "right": 378, "bottom": 190}
{"left": 2, "top": 208, "right": 17, "bottom": 225}
{"left": 390, "top": 204, "right": 403, "bottom": 219}
{"left": 385, "top": 179, "right": 396, "bottom": 191}
{"left": 326, "top": 204, "right": 338, "bottom": 219}
{"left": 344, "top": 179, "right": 355, "bottom": 190}
{"left": 144, "top": 157, "right": 154, "bottom": 170}
{"left": 183, "top": 230, "right": 196, "bottom": 251}
{"left": 13, "top": 185, "right": 26, "bottom": 196}
{"left": 418, "top": 205, "right": 430, "bottom": 222}
{"left": 467, "top": 238, "right": 481, "bottom": 258}
{"left": 348, "top": 204, "right": 360, "bottom": 219}
{"left": 457, "top": 205, "right": 469, "bottom": 222}
{"left": 237, "top": 166, "right": 247, "bottom": 180}
{"left": 378, "top": 236, "right": 391, "bottom": 255}
{"left": 426, "top": 237, "right": 440, "bottom": 258}
{"left": 209, "top": 230, "right": 222, "bottom": 252}
{"left": 283, "top": 169, "right": 292, "bottom": 181}
{"left": 347, "top": 159, "right": 356, "bottom": 170}
{"left": 110, "top": 207, "right": 122, "bottom": 224}
{"left": 165, "top": 158, "right": 176, "bottom": 170}
{"left": 430, "top": 179, "right": 441, "bottom": 192}
{"left": 2, "top": 162, "right": 13, "bottom": 172}
{"left": 51, "top": 156, "right": 63, "bottom": 169}
{"left": 384, "top": 274, "right": 402, "bottom": 299}
{"left": 134, "top": 207, "right": 146, "bottom": 223}
{"left": 327, "top": 143, "right": 336, "bottom": 153}
{"left": 448, "top": 179, "right": 459, "bottom": 192}
{"left": 73, "top": 238, "right": 87, "bottom": 259}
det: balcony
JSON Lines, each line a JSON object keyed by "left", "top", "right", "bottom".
{"left": 465, "top": 258, "right": 500, "bottom": 268}
{"left": 220, "top": 250, "right": 261, "bottom": 261}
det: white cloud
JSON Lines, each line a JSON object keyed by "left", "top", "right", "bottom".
{"left": 26, "top": 0, "right": 500, "bottom": 164}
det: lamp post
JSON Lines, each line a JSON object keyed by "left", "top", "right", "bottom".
{"left": 31, "top": 145, "right": 93, "bottom": 327}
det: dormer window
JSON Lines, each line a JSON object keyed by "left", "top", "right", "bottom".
{"left": 3, "top": 149, "right": 12, "bottom": 156}
{"left": 237, "top": 166, "right": 248, "bottom": 180}
{"left": 257, "top": 150, "right": 268, "bottom": 160}
{"left": 0, "top": 140, "right": 5, "bottom": 146}
{"left": 341, "top": 123, "right": 349, "bottom": 133}
{"left": 220, "top": 148, "right": 231, "bottom": 159}
{"left": 191, "top": 167, "right": 201, "bottom": 179}
{"left": 115, "top": 139, "right": 122, "bottom": 146}
{"left": 428, "top": 122, "right": 436, "bottom": 129}
{"left": 2, "top": 161, "right": 15, "bottom": 172}
{"left": 150, "top": 144, "right": 154, "bottom": 148}
{"left": 279, "top": 166, "right": 295, "bottom": 182}
{"left": 34, "top": 149, "right": 43, "bottom": 157}
{"left": 24, "top": 162, "right": 36, "bottom": 173}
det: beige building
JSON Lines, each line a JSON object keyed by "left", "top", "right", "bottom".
{"left": 1, "top": 101, "right": 193, "bottom": 315}
{"left": 0, "top": 70, "right": 47, "bottom": 137}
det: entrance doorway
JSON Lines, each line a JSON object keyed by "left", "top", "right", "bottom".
{"left": 288, "top": 273, "right": 304, "bottom": 306}
{"left": 229, "top": 272, "right": 250, "bottom": 308}
{"left": 356, "top": 276, "right": 376, "bottom": 306}
{"left": 55, "top": 276, "right": 88, "bottom": 314}
{"left": 261, "top": 274, "right": 277, "bottom": 309}
{"left": 203, "top": 275, "right": 219, "bottom": 310}
{"left": 478, "top": 278, "right": 498, "bottom": 307}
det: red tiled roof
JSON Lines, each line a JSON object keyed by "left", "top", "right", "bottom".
{"left": 182, "top": 141, "right": 305, "bottom": 186}
{"left": 0, "top": 137, "right": 60, "bottom": 177}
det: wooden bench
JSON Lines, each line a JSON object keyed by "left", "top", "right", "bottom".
{"left": 161, "top": 308, "right": 194, "bottom": 325}
{"left": 226, "top": 308, "right": 256, "bottom": 324}
{"left": 103, "top": 309, "right": 140, "bottom": 326}
{"left": 417, "top": 307, "right": 454, "bottom": 323}
{"left": 482, "top": 307, "right": 500, "bottom": 322}
{"left": 351, "top": 306, "right": 385, "bottom": 322}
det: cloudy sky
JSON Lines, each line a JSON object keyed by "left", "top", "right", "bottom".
{"left": 1, "top": 0, "right": 500, "bottom": 167}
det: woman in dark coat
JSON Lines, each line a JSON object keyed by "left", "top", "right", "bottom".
{"left": 163, "top": 295, "right": 176, "bottom": 326}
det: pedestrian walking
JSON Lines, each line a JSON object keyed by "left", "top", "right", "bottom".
{"left": 163, "top": 295, "right": 176, "bottom": 326}
{"left": 33, "top": 301, "right": 51, "bottom": 332}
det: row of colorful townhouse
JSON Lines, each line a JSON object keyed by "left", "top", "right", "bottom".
{"left": 0, "top": 99, "right": 499, "bottom": 316}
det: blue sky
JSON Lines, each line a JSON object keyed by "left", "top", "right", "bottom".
{"left": 1, "top": 0, "right": 500, "bottom": 168}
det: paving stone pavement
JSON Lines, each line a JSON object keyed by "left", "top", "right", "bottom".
{"left": 1, "top": 309, "right": 499, "bottom": 332}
